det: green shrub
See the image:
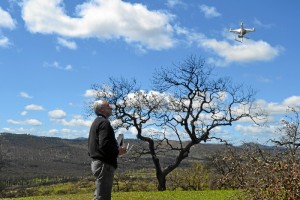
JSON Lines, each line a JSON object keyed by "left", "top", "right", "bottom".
{"left": 167, "top": 162, "right": 212, "bottom": 191}
{"left": 211, "top": 144, "right": 300, "bottom": 199}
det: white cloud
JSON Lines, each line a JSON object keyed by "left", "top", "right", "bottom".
{"left": 7, "top": 119, "right": 21, "bottom": 125}
{"left": 25, "top": 104, "right": 44, "bottom": 111}
{"left": 46, "top": 128, "right": 88, "bottom": 139}
{"left": 61, "top": 115, "right": 92, "bottom": 127}
{"left": 2, "top": 127, "right": 35, "bottom": 134}
{"left": 0, "top": 7, "right": 16, "bottom": 47}
{"left": 26, "top": 119, "right": 43, "bottom": 125}
{"left": 48, "top": 128, "right": 74, "bottom": 134}
{"left": 235, "top": 124, "right": 274, "bottom": 135}
{"left": 282, "top": 96, "right": 300, "bottom": 107}
{"left": 233, "top": 124, "right": 280, "bottom": 145}
{"left": 0, "top": 7, "right": 16, "bottom": 29}
{"left": 65, "top": 64, "right": 72, "bottom": 70}
{"left": 201, "top": 39, "right": 282, "bottom": 66}
{"left": 255, "top": 97, "right": 300, "bottom": 116}
{"left": 48, "top": 109, "right": 67, "bottom": 119}
{"left": 179, "top": 28, "right": 283, "bottom": 66}
{"left": 7, "top": 119, "right": 42, "bottom": 126}
{"left": 199, "top": 4, "right": 221, "bottom": 18}
{"left": 21, "top": 111, "right": 28, "bottom": 116}
{"left": 166, "top": 0, "right": 186, "bottom": 8}
{"left": 48, "top": 129, "right": 59, "bottom": 134}
{"left": 84, "top": 89, "right": 97, "bottom": 97}
{"left": 0, "top": 36, "right": 10, "bottom": 47}
{"left": 19, "top": 91, "right": 33, "bottom": 99}
{"left": 22, "top": 0, "right": 175, "bottom": 50}
{"left": 57, "top": 37, "right": 77, "bottom": 50}
{"left": 61, "top": 128, "right": 74, "bottom": 133}
{"left": 51, "top": 115, "right": 92, "bottom": 127}
{"left": 174, "top": 24, "right": 283, "bottom": 66}
{"left": 43, "top": 61, "right": 73, "bottom": 71}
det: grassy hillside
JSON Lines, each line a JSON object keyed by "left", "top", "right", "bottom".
{"left": 0, "top": 133, "right": 91, "bottom": 181}
{"left": 0, "top": 132, "right": 230, "bottom": 182}
{"left": 2, "top": 133, "right": 278, "bottom": 199}
{"left": 1, "top": 132, "right": 275, "bottom": 196}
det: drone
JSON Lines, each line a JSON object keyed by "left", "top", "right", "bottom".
{"left": 229, "top": 22, "right": 255, "bottom": 42}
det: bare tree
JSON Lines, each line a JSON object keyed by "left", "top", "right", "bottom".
{"left": 272, "top": 106, "right": 300, "bottom": 162}
{"left": 150, "top": 56, "right": 264, "bottom": 190}
{"left": 91, "top": 56, "right": 264, "bottom": 191}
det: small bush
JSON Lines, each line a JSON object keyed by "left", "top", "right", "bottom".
{"left": 167, "top": 163, "right": 212, "bottom": 191}
{"left": 113, "top": 171, "right": 156, "bottom": 192}
{"left": 211, "top": 143, "right": 300, "bottom": 200}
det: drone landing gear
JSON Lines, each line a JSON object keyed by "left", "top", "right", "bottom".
{"left": 234, "top": 35, "right": 250, "bottom": 43}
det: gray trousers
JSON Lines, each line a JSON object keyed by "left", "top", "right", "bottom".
{"left": 91, "top": 160, "right": 115, "bottom": 200}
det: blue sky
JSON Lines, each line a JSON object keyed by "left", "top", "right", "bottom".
{"left": 1, "top": 0, "right": 299, "bottom": 145}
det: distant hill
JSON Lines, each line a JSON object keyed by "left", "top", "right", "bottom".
{"left": 0, "top": 133, "right": 91, "bottom": 181}
{"left": 0, "top": 132, "right": 275, "bottom": 183}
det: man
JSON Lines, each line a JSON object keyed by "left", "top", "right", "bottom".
{"left": 88, "top": 100, "right": 126, "bottom": 200}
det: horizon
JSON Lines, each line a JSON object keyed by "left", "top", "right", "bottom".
{"left": 0, "top": 132, "right": 280, "bottom": 147}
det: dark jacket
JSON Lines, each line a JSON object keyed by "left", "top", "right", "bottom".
{"left": 88, "top": 115, "right": 119, "bottom": 168}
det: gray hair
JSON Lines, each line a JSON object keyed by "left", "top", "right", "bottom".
{"left": 93, "top": 100, "right": 105, "bottom": 116}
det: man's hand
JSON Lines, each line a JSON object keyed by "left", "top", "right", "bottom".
{"left": 118, "top": 146, "right": 127, "bottom": 156}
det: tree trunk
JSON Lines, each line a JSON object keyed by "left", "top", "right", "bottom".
{"left": 152, "top": 154, "right": 167, "bottom": 191}
{"left": 157, "top": 173, "right": 166, "bottom": 191}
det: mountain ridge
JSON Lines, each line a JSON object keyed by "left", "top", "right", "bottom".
{"left": 0, "top": 132, "right": 275, "bottom": 182}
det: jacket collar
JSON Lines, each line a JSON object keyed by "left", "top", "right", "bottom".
{"left": 97, "top": 113, "right": 107, "bottom": 119}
